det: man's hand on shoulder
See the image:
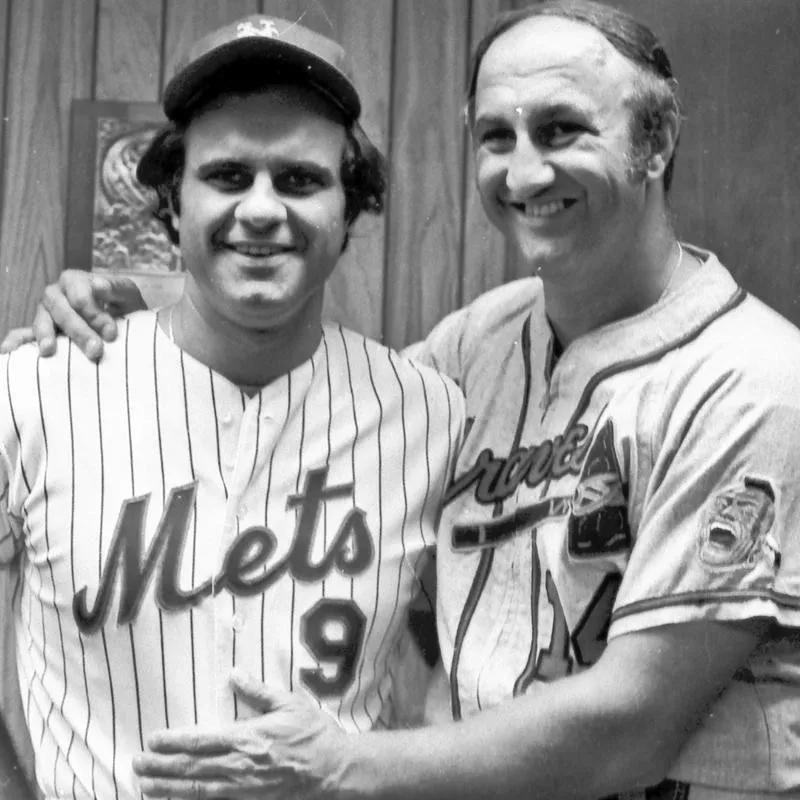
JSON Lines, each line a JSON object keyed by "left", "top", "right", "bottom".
{"left": 0, "top": 270, "right": 145, "bottom": 361}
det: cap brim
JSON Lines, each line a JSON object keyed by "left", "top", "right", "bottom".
{"left": 163, "top": 38, "right": 360, "bottom": 122}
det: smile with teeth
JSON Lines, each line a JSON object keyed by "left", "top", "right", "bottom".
{"left": 224, "top": 243, "right": 293, "bottom": 257}
{"left": 512, "top": 198, "right": 576, "bottom": 218}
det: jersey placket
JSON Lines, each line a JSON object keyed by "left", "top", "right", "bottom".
{"left": 211, "top": 393, "right": 277, "bottom": 719}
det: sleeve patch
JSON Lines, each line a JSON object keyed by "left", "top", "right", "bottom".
{"left": 697, "top": 477, "right": 781, "bottom": 572}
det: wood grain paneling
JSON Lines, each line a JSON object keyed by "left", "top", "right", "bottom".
{"left": 0, "top": 0, "right": 95, "bottom": 779}
{"left": 460, "top": 0, "right": 518, "bottom": 308}
{"left": 1, "top": 0, "right": 28, "bottom": 779}
{"left": 0, "top": 0, "right": 9, "bottom": 236}
{"left": 0, "top": 0, "right": 798, "bottom": 339}
{"left": 0, "top": 0, "right": 96, "bottom": 331}
{"left": 96, "top": 0, "right": 163, "bottom": 101}
{"left": 610, "top": 0, "right": 800, "bottom": 327}
{"left": 295, "top": 0, "right": 393, "bottom": 341}
{"left": 384, "top": 0, "right": 471, "bottom": 349}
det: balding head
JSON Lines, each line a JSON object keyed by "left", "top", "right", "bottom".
{"left": 467, "top": 0, "right": 682, "bottom": 192}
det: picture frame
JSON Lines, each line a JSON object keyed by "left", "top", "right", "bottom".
{"left": 65, "top": 99, "right": 185, "bottom": 307}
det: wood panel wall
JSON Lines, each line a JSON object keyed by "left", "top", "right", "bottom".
{"left": 1, "top": 0, "right": 799, "bottom": 348}
{"left": 0, "top": 0, "right": 799, "bottom": 783}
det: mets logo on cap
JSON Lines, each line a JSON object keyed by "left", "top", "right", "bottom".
{"left": 236, "top": 19, "right": 279, "bottom": 39}
{"left": 698, "top": 476, "right": 781, "bottom": 571}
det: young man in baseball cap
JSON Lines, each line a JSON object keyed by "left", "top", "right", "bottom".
{"left": 0, "top": 15, "right": 463, "bottom": 800}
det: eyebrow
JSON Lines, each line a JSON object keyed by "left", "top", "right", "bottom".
{"left": 194, "top": 156, "right": 337, "bottom": 177}
{"left": 475, "top": 100, "right": 590, "bottom": 125}
{"left": 194, "top": 158, "right": 241, "bottom": 172}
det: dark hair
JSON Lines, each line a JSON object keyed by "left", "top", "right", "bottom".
{"left": 465, "top": 0, "right": 682, "bottom": 192}
{"left": 137, "top": 82, "right": 386, "bottom": 250}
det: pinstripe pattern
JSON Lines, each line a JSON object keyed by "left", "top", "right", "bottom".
{"left": 288, "top": 364, "right": 307, "bottom": 694}
{"left": 35, "top": 357, "right": 69, "bottom": 796}
{"left": 67, "top": 342, "right": 94, "bottom": 800}
{"left": 178, "top": 349, "right": 199, "bottom": 726}
{"left": 95, "top": 353, "right": 121, "bottom": 800}
{"left": 0, "top": 311, "right": 464, "bottom": 800}
{"left": 123, "top": 325, "right": 145, "bottom": 760}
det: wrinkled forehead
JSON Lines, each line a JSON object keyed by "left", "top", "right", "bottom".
{"left": 475, "top": 16, "right": 639, "bottom": 110}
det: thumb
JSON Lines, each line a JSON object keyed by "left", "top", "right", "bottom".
{"left": 229, "top": 669, "right": 291, "bottom": 713}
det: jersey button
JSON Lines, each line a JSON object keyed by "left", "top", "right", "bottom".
{"left": 232, "top": 613, "right": 246, "bottom": 632}
{"left": 222, "top": 411, "right": 234, "bottom": 425}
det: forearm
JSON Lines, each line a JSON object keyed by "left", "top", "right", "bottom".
{"left": 340, "top": 672, "right": 661, "bottom": 800}
{"left": 0, "top": 714, "right": 38, "bottom": 800}
{"left": 336, "top": 622, "right": 760, "bottom": 800}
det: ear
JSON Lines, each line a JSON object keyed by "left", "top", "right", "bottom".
{"left": 644, "top": 107, "right": 681, "bottom": 182}
{"left": 167, "top": 194, "right": 181, "bottom": 236}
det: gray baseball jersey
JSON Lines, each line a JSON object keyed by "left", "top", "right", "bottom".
{"left": 417, "top": 246, "right": 800, "bottom": 797}
{"left": 0, "top": 311, "right": 464, "bottom": 800}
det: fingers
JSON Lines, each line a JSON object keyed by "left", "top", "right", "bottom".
{"left": 31, "top": 303, "right": 61, "bottom": 357}
{"left": 0, "top": 328, "right": 36, "bottom": 355}
{"left": 134, "top": 751, "right": 232, "bottom": 778}
{"left": 137, "top": 776, "right": 233, "bottom": 798}
{"left": 136, "top": 769, "right": 290, "bottom": 799}
{"left": 86, "top": 276, "right": 123, "bottom": 340}
{"left": 96, "top": 273, "right": 147, "bottom": 316}
{"left": 36, "top": 273, "right": 107, "bottom": 360}
{"left": 134, "top": 752, "right": 284, "bottom": 799}
{"left": 1, "top": 271, "right": 148, "bottom": 362}
{"left": 146, "top": 728, "right": 232, "bottom": 755}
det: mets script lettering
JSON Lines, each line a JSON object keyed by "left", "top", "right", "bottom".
{"left": 73, "top": 467, "right": 374, "bottom": 633}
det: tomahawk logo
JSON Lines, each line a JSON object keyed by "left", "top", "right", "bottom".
{"left": 451, "top": 419, "right": 630, "bottom": 553}
{"left": 568, "top": 419, "right": 630, "bottom": 557}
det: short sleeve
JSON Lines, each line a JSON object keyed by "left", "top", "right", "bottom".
{"left": 610, "top": 355, "right": 800, "bottom": 637}
{"left": 401, "top": 305, "right": 472, "bottom": 385}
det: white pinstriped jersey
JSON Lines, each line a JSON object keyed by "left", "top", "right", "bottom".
{"left": 0, "top": 311, "right": 464, "bottom": 800}
{"left": 417, "top": 247, "right": 800, "bottom": 797}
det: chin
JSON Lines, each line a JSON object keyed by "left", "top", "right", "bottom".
{"left": 514, "top": 243, "right": 556, "bottom": 275}
{"left": 517, "top": 237, "right": 579, "bottom": 276}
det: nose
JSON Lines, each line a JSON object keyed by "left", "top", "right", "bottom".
{"left": 234, "top": 174, "right": 288, "bottom": 229}
{"left": 504, "top": 137, "right": 555, "bottom": 199}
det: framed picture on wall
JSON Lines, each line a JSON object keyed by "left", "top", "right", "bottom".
{"left": 65, "top": 99, "right": 185, "bottom": 307}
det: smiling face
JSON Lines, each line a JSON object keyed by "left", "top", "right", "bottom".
{"left": 174, "top": 85, "right": 347, "bottom": 335}
{"left": 472, "top": 16, "right": 655, "bottom": 283}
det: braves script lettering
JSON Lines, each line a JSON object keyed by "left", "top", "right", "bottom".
{"left": 73, "top": 467, "right": 373, "bottom": 633}
{"left": 445, "top": 422, "right": 590, "bottom": 506}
